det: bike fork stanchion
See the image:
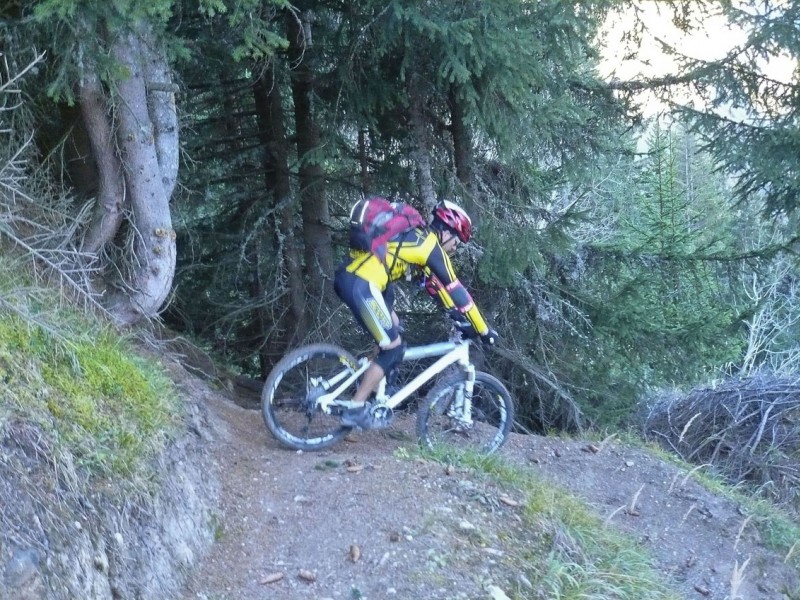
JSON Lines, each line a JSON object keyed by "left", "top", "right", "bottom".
{"left": 460, "top": 364, "right": 476, "bottom": 424}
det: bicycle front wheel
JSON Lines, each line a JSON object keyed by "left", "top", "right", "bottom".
{"left": 416, "top": 371, "right": 514, "bottom": 455}
{"left": 262, "top": 343, "right": 358, "bottom": 451}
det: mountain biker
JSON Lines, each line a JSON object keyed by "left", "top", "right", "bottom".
{"left": 333, "top": 199, "right": 498, "bottom": 429}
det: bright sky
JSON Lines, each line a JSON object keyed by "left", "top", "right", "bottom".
{"left": 599, "top": 2, "right": 796, "bottom": 116}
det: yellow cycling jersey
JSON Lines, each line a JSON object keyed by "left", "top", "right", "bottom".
{"left": 343, "top": 228, "right": 489, "bottom": 335}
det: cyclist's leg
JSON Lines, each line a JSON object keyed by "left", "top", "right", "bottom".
{"left": 338, "top": 276, "right": 402, "bottom": 399}
{"left": 336, "top": 270, "right": 399, "bottom": 341}
{"left": 334, "top": 273, "right": 402, "bottom": 426}
{"left": 358, "top": 338, "right": 403, "bottom": 401}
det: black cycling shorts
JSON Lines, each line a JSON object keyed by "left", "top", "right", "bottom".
{"left": 334, "top": 269, "right": 400, "bottom": 349}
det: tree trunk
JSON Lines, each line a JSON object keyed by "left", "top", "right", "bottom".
{"left": 407, "top": 74, "right": 436, "bottom": 211}
{"left": 358, "top": 128, "right": 370, "bottom": 193}
{"left": 448, "top": 85, "right": 478, "bottom": 216}
{"left": 141, "top": 38, "right": 179, "bottom": 201}
{"left": 106, "top": 27, "right": 177, "bottom": 324}
{"left": 77, "top": 71, "right": 126, "bottom": 256}
{"left": 286, "top": 11, "right": 333, "bottom": 311}
{"left": 254, "top": 62, "right": 307, "bottom": 365}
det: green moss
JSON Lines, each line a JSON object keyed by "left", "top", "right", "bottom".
{"left": 0, "top": 310, "right": 181, "bottom": 477}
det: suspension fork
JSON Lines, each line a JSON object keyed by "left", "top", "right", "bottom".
{"left": 449, "top": 362, "right": 476, "bottom": 423}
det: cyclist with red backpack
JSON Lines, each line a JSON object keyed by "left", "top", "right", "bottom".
{"left": 333, "top": 198, "right": 498, "bottom": 429}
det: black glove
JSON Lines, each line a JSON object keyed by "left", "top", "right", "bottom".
{"left": 447, "top": 308, "right": 468, "bottom": 324}
{"left": 454, "top": 320, "right": 478, "bottom": 339}
{"left": 480, "top": 328, "right": 499, "bottom": 346}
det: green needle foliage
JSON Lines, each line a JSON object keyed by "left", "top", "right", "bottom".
{"left": 7, "top": 0, "right": 800, "bottom": 438}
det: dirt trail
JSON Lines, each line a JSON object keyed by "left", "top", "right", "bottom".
{"left": 179, "top": 382, "right": 799, "bottom": 600}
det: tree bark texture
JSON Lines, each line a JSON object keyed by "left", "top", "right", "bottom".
{"left": 254, "top": 63, "right": 308, "bottom": 361}
{"left": 407, "top": 74, "right": 436, "bottom": 212}
{"left": 141, "top": 37, "right": 179, "bottom": 201}
{"left": 286, "top": 11, "right": 333, "bottom": 309}
{"left": 448, "top": 86, "right": 478, "bottom": 217}
{"left": 358, "top": 128, "right": 370, "bottom": 194}
{"left": 106, "top": 27, "right": 177, "bottom": 324}
{"left": 77, "top": 72, "right": 126, "bottom": 256}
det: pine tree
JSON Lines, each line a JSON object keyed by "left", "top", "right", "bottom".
{"left": 17, "top": 0, "right": 186, "bottom": 323}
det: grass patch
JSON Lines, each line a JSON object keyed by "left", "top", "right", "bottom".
{"left": 421, "top": 445, "right": 681, "bottom": 600}
{"left": 620, "top": 433, "right": 800, "bottom": 569}
{"left": 0, "top": 279, "right": 182, "bottom": 478}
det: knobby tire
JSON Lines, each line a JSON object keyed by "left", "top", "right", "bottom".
{"left": 262, "top": 343, "right": 357, "bottom": 451}
{"left": 416, "top": 371, "right": 514, "bottom": 455}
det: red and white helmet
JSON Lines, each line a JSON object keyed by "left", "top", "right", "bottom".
{"left": 433, "top": 200, "right": 472, "bottom": 243}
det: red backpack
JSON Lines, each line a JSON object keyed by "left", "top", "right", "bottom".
{"left": 348, "top": 197, "right": 426, "bottom": 262}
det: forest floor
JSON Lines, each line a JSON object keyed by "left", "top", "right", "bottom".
{"left": 176, "top": 369, "right": 799, "bottom": 600}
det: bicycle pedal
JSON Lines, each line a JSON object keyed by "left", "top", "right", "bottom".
{"left": 369, "top": 405, "right": 394, "bottom": 429}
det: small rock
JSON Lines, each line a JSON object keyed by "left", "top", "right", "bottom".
{"left": 693, "top": 584, "right": 711, "bottom": 596}
{"left": 260, "top": 572, "right": 284, "bottom": 584}
{"left": 499, "top": 495, "right": 521, "bottom": 507}
{"left": 348, "top": 544, "right": 361, "bottom": 562}
{"left": 298, "top": 569, "right": 316, "bottom": 582}
{"left": 487, "top": 585, "right": 511, "bottom": 600}
{"left": 458, "top": 519, "right": 477, "bottom": 532}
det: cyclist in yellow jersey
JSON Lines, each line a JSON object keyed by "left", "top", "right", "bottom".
{"left": 333, "top": 200, "right": 498, "bottom": 429}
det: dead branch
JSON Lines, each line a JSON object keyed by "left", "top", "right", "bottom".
{"left": 641, "top": 373, "right": 800, "bottom": 506}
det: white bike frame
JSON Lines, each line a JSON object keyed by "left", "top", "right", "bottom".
{"left": 314, "top": 340, "right": 476, "bottom": 414}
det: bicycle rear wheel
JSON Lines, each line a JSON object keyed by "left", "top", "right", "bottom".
{"left": 262, "top": 343, "right": 358, "bottom": 451}
{"left": 416, "top": 371, "right": 514, "bottom": 455}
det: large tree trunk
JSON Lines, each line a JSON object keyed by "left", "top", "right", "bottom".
{"left": 77, "top": 71, "right": 126, "bottom": 256}
{"left": 141, "top": 37, "right": 179, "bottom": 201}
{"left": 448, "top": 85, "right": 478, "bottom": 216}
{"left": 286, "top": 11, "right": 333, "bottom": 312}
{"left": 254, "top": 62, "right": 307, "bottom": 368}
{"left": 407, "top": 73, "right": 436, "bottom": 211}
{"left": 105, "top": 27, "right": 178, "bottom": 324}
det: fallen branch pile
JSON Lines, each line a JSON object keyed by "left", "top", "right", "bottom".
{"left": 640, "top": 373, "right": 800, "bottom": 505}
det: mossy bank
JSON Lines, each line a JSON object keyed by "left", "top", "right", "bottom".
{"left": 0, "top": 278, "right": 220, "bottom": 599}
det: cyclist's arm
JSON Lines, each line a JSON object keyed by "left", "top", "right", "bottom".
{"left": 414, "top": 236, "right": 489, "bottom": 335}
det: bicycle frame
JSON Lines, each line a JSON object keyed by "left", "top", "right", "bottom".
{"left": 314, "top": 339, "right": 476, "bottom": 414}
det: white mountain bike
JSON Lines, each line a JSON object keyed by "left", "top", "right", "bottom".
{"left": 261, "top": 332, "right": 515, "bottom": 454}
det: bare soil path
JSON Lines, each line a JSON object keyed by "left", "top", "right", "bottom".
{"left": 179, "top": 381, "right": 799, "bottom": 600}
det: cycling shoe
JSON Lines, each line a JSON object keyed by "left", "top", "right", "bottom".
{"left": 341, "top": 403, "right": 393, "bottom": 430}
{"left": 341, "top": 404, "right": 370, "bottom": 428}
